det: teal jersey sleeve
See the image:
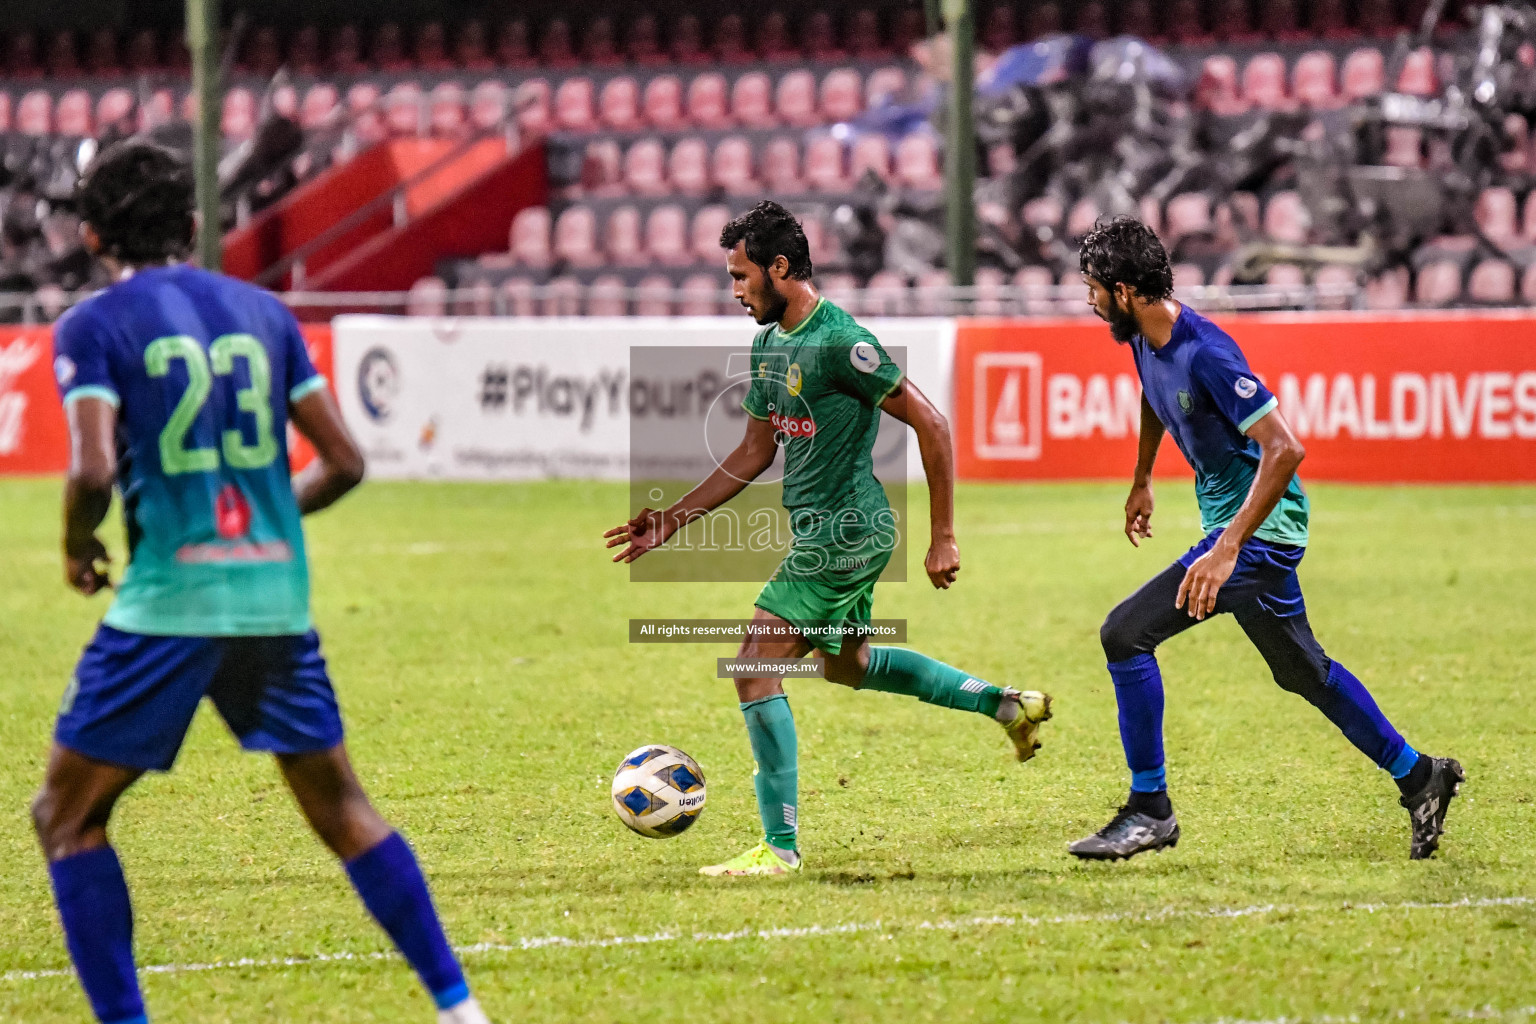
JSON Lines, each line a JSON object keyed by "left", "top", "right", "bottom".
{"left": 831, "top": 328, "right": 904, "bottom": 408}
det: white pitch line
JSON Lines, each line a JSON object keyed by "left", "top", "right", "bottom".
{"left": 3, "top": 894, "right": 1531, "bottom": 986}
{"left": 1195, "top": 1006, "right": 1536, "bottom": 1024}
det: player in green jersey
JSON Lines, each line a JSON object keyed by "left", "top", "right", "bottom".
{"left": 605, "top": 202, "right": 1053, "bottom": 876}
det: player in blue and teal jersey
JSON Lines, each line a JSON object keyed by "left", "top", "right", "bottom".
{"left": 30, "top": 141, "right": 492, "bottom": 1024}
{"left": 1070, "top": 217, "right": 1462, "bottom": 861}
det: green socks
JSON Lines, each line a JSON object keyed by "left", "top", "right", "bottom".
{"left": 741, "top": 694, "right": 798, "bottom": 852}
{"left": 862, "top": 646, "right": 1007, "bottom": 718}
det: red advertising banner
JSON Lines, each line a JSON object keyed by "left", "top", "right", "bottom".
{"left": 0, "top": 324, "right": 334, "bottom": 476}
{"left": 955, "top": 313, "right": 1536, "bottom": 482}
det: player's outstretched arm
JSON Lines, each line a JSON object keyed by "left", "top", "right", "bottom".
{"left": 290, "top": 387, "right": 366, "bottom": 515}
{"left": 605, "top": 415, "right": 779, "bottom": 563}
{"left": 1126, "top": 395, "right": 1165, "bottom": 547}
{"left": 61, "top": 396, "right": 117, "bottom": 595}
{"left": 879, "top": 379, "right": 960, "bottom": 589}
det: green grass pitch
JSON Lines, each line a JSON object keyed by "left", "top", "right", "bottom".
{"left": 2, "top": 477, "right": 1535, "bottom": 1023}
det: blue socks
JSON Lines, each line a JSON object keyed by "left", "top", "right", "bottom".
{"left": 344, "top": 832, "right": 469, "bottom": 1011}
{"left": 862, "top": 646, "right": 1008, "bottom": 717}
{"left": 1316, "top": 660, "right": 1413, "bottom": 773}
{"left": 1108, "top": 654, "right": 1167, "bottom": 794}
{"left": 48, "top": 846, "right": 146, "bottom": 1024}
{"left": 741, "top": 694, "right": 799, "bottom": 852}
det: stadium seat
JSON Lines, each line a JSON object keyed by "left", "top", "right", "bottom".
{"left": 138, "top": 88, "right": 174, "bottom": 133}
{"left": 1293, "top": 52, "right": 1342, "bottom": 110}
{"left": 1264, "top": 191, "right": 1310, "bottom": 244}
{"left": 680, "top": 273, "right": 724, "bottom": 315}
{"left": 1212, "top": 0, "right": 1262, "bottom": 43}
{"left": 1265, "top": 263, "right": 1307, "bottom": 289}
{"left": 553, "top": 206, "right": 602, "bottom": 268}
{"left": 850, "top": 134, "right": 892, "bottom": 182}
{"left": 974, "top": 266, "right": 1008, "bottom": 315}
{"left": 865, "top": 66, "right": 907, "bottom": 107}
{"left": 1499, "top": 114, "right": 1529, "bottom": 174}
{"left": 540, "top": 276, "right": 580, "bottom": 316}
{"left": 17, "top": 90, "right": 51, "bottom": 135}
{"left": 582, "top": 16, "right": 623, "bottom": 67}
{"left": 848, "top": 9, "right": 888, "bottom": 59}
{"left": 1014, "top": 266, "right": 1058, "bottom": 316}
{"left": 644, "top": 76, "right": 686, "bottom": 131}
{"left": 219, "top": 87, "right": 256, "bottom": 141}
{"left": 712, "top": 136, "right": 758, "bottom": 195}
{"left": 821, "top": 68, "right": 863, "bottom": 123}
{"left": 982, "top": 5, "right": 1017, "bottom": 51}
{"left": 587, "top": 274, "right": 629, "bottom": 316}
{"left": 1166, "top": 0, "right": 1214, "bottom": 44}
{"left": 1475, "top": 187, "right": 1519, "bottom": 245}
{"left": 646, "top": 205, "right": 692, "bottom": 267}
{"left": 1067, "top": 198, "right": 1102, "bottom": 239}
{"left": 912, "top": 269, "right": 953, "bottom": 316}
{"left": 668, "top": 138, "right": 711, "bottom": 196}
{"left": 1021, "top": 196, "right": 1064, "bottom": 232}
{"left": 455, "top": 20, "right": 495, "bottom": 71}
{"left": 1172, "top": 263, "right": 1206, "bottom": 290}
{"left": 429, "top": 83, "right": 467, "bottom": 136}
{"left": 803, "top": 11, "right": 845, "bottom": 62}
{"left": 469, "top": 81, "right": 509, "bottom": 132}
{"left": 605, "top": 205, "right": 646, "bottom": 266}
{"left": 1026, "top": 2, "right": 1065, "bottom": 39}
{"left": 776, "top": 71, "right": 819, "bottom": 128}
{"left": 1164, "top": 192, "right": 1213, "bottom": 246}
{"left": 385, "top": 82, "right": 425, "bottom": 136}
{"left": 1313, "top": 264, "right": 1359, "bottom": 309}
{"left": 1414, "top": 261, "right": 1463, "bottom": 305}
{"left": 1120, "top": 0, "right": 1158, "bottom": 40}
{"left": 763, "top": 137, "right": 804, "bottom": 193}
{"left": 1357, "top": 0, "right": 1399, "bottom": 36}
{"left": 1384, "top": 126, "right": 1424, "bottom": 168}
{"left": 499, "top": 277, "right": 538, "bottom": 317}
{"left": 691, "top": 205, "right": 733, "bottom": 263}
{"left": 270, "top": 83, "right": 299, "bottom": 122}
{"left": 126, "top": 30, "right": 161, "bottom": 73}
{"left": 1056, "top": 268, "right": 1087, "bottom": 313}
{"left": 987, "top": 143, "right": 1017, "bottom": 177}
{"left": 1396, "top": 47, "right": 1438, "bottom": 96}
{"left": 727, "top": 73, "right": 772, "bottom": 129}
{"left": 1075, "top": 2, "right": 1112, "bottom": 38}
{"left": 414, "top": 22, "right": 454, "bottom": 72}
{"left": 538, "top": 18, "right": 578, "bottom": 68}
{"left": 582, "top": 139, "right": 624, "bottom": 196}
{"left": 687, "top": 73, "right": 731, "bottom": 130}
{"left": 86, "top": 28, "right": 121, "bottom": 76}
{"left": 1467, "top": 260, "right": 1516, "bottom": 304}
{"left": 1260, "top": 0, "right": 1309, "bottom": 41}
{"left": 97, "top": 88, "right": 136, "bottom": 133}
{"left": 622, "top": 139, "right": 669, "bottom": 196}
{"left": 56, "top": 89, "right": 92, "bottom": 138}
{"left": 626, "top": 14, "right": 667, "bottom": 67}
{"left": 406, "top": 277, "right": 449, "bottom": 316}
{"left": 1365, "top": 266, "right": 1410, "bottom": 308}
{"left": 1341, "top": 48, "right": 1386, "bottom": 101}
{"left": 1242, "top": 53, "right": 1294, "bottom": 111}
{"left": 513, "top": 79, "right": 551, "bottom": 137}
{"left": 599, "top": 77, "right": 642, "bottom": 132}
{"left": 671, "top": 13, "right": 708, "bottom": 64}
{"left": 894, "top": 134, "right": 943, "bottom": 190}
{"left": 330, "top": 24, "right": 366, "bottom": 74}
{"left": 799, "top": 213, "right": 835, "bottom": 266}
{"left": 46, "top": 30, "right": 80, "bottom": 77}
{"left": 865, "top": 270, "right": 910, "bottom": 315}
{"left": 510, "top": 206, "right": 553, "bottom": 268}
{"left": 758, "top": 11, "right": 799, "bottom": 61}
{"left": 635, "top": 273, "right": 675, "bottom": 315}
{"left": 1522, "top": 193, "right": 1536, "bottom": 241}
{"left": 819, "top": 272, "right": 859, "bottom": 308}
{"left": 0, "top": 92, "right": 12, "bottom": 134}
{"left": 805, "top": 136, "right": 848, "bottom": 191}
{"left": 1198, "top": 55, "right": 1249, "bottom": 115}
{"left": 371, "top": 23, "right": 411, "bottom": 71}
{"left": 300, "top": 84, "right": 340, "bottom": 130}
{"left": 1139, "top": 195, "right": 1164, "bottom": 235}
{"left": 714, "top": 14, "right": 752, "bottom": 63}
{"left": 555, "top": 78, "right": 596, "bottom": 132}
{"left": 1309, "top": 0, "right": 1356, "bottom": 39}
{"left": 496, "top": 19, "right": 535, "bottom": 68}
{"left": 1522, "top": 264, "right": 1536, "bottom": 305}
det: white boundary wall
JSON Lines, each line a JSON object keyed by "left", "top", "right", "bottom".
{"left": 333, "top": 316, "right": 955, "bottom": 481}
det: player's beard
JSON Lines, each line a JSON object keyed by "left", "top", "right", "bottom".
{"left": 1104, "top": 292, "right": 1141, "bottom": 343}
{"left": 755, "top": 277, "right": 790, "bottom": 326}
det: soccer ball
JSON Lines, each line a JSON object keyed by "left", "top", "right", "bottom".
{"left": 611, "top": 745, "right": 707, "bottom": 838}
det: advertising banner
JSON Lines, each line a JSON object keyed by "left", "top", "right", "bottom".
{"left": 955, "top": 313, "right": 1536, "bottom": 483}
{"left": 331, "top": 316, "right": 954, "bottom": 481}
{"left": 0, "top": 324, "right": 334, "bottom": 477}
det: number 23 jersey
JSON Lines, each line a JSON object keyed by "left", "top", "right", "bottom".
{"left": 53, "top": 265, "right": 327, "bottom": 636}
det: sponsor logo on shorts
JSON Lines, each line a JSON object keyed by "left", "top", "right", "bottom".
{"left": 770, "top": 411, "right": 816, "bottom": 437}
{"left": 1235, "top": 377, "right": 1258, "bottom": 399}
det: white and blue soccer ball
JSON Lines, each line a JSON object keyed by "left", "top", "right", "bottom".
{"left": 611, "top": 745, "right": 706, "bottom": 838}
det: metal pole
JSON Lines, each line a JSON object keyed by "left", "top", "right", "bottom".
{"left": 187, "top": 0, "right": 222, "bottom": 272}
{"left": 943, "top": 0, "right": 976, "bottom": 289}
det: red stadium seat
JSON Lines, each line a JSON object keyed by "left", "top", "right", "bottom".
{"left": 1197, "top": 55, "right": 1249, "bottom": 115}
{"left": 496, "top": 19, "right": 535, "bottom": 68}
{"left": 605, "top": 206, "right": 646, "bottom": 267}
{"left": 384, "top": 82, "right": 424, "bottom": 136}
{"left": 1120, "top": 1, "right": 1158, "bottom": 40}
{"left": 970, "top": 267, "right": 1005, "bottom": 315}
{"left": 1014, "top": 266, "right": 1058, "bottom": 315}
{"left": 406, "top": 277, "right": 449, "bottom": 316}
{"left": 271, "top": 83, "right": 299, "bottom": 122}
{"left": 913, "top": 269, "right": 953, "bottom": 316}
{"left": 1358, "top": 0, "right": 1399, "bottom": 37}
{"left": 1212, "top": 0, "right": 1262, "bottom": 43}
{"left": 1310, "top": 0, "right": 1356, "bottom": 39}
{"left": 1522, "top": 264, "right": 1536, "bottom": 305}
{"left": 894, "top": 134, "right": 943, "bottom": 190}
{"left": 98, "top": 88, "right": 137, "bottom": 132}
{"left": 414, "top": 22, "right": 453, "bottom": 72}
{"left": 800, "top": 212, "right": 837, "bottom": 265}
{"left": 1243, "top": 53, "right": 1294, "bottom": 111}
{"left": 626, "top": 14, "right": 666, "bottom": 67}
{"left": 623, "top": 139, "right": 669, "bottom": 197}
{"left": 635, "top": 274, "right": 676, "bottom": 317}
{"left": 599, "top": 78, "right": 642, "bottom": 132}
{"left": 1396, "top": 47, "right": 1438, "bottom": 96}
{"left": 714, "top": 14, "right": 752, "bottom": 64}
{"left": 762, "top": 137, "right": 803, "bottom": 193}
{"left": 553, "top": 206, "right": 602, "bottom": 268}
{"left": 371, "top": 23, "right": 410, "bottom": 72}
{"left": 1414, "top": 261, "right": 1463, "bottom": 305}
{"left": 538, "top": 18, "right": 578, "bottom": 69}
{"left": 554, "top": 77, "right": 596, "bottom": 132}
{"left": 644, "top": 76, "right": 685, "bottom": 131}
{"left": 17, "top": 90, "right": 51, "bottom": 135}
{"left": 499, "top": 277, "right": 538, "bottom": 318}
{"left": 126, "top": 30, "right": 161, "bottom": 73}
{"left": 0, "top": 92, "right": 11, "bottom": 133}
{"left": 692, "top": 205, "right": 733, "bottom": 264}
{"left": 543, "top": 276, "right": 583, "bottom": 317}
{"left": 1165, "top": 192, "right": 1212, "bottom": 245}
{"left": 1172, "top": 263, "right": 1206, "bottom": 290}
{"left": 219, "top": 87, "right": 257, "bottom": 141}
{"left": 1075, "top": 2, "right": 1112, "bottom": 38}
{"left": 582, "top": 139, "right": 624, "bottom": 197}
{"left": 1166, "top": 0, "right": 1214, "bottom": 44}
{"left": 1467, "top": 260, "right": 1516, "bottom": 304}
{"left": 469, "top": 81, "right": 508, "bottom": 132}
{"left": 429, "top": 83, "right": 467, "bottom": 136}
{"left": 135, "top": 88, "right": 172, "bottom": 132}
{"left": 802, "top": 11, "right": 844, "bottom": 62}
{"left": 1260, "top": 0, "right": 1308, "bottom": 41}
{"left": 1027, "top": 2, "right": 1065, "bottom": 39}
{"left": 86, "top": 28, "right": 120, "bottom": 76}
{"left": 865, "top": 66, "right": 907, "bottom": 107}
{"left": 987, "top": 143, "right": 1017, "bottom": 177}
{"left": 686, "top": 73, "right": 731, "bottom": 130}
{"left": 296, "top": 85, "right": 339, "bottom": 131}
{"left": 776, "top": 71, "right": 819, "bottom": 128}
{"left": 732, "top": 73, "right": 776, "bottom": 128}
{"left": 454, "top": 20, "right": 495, "bottom": 72}
{"left": 329, "top": 25, "right": 366, "bottom": 74}
{"left": 758, "top": 11, "right": 799, "bottom": 61}
{"left": 1021, "top": 196, "right": 1064, "bottom": 232}
{"left": 982, "top": 5, "right": 1017, "bottom": 52}
{"left": 804, "top": 136, "right": 848, "bottom": 191}
{"left": 680, "top": 273, "right": 724, "bottom": 315}
{"left": 510, "top": 206, "right": 553, "bottom": 268}
{"left": 587, "top": 275, "right": 629, "bottom": 316}
{"left": 1365, "top": 267, "right": 1410, "bottom": 309}
{"left": 1067, "top": 198, "right": 1103, "bottom": 239}
{"left": 1475, "top": 187, "right": 1519, "bottom": 245}
{"left": 453, "top": 280, "right": 494, "bottom": 317}
{"left": 1384, "top": 126, "right": 1424, "bottom": 168}
{"left": 47, "top": 30, "right": 80, "bottom": 78}
{"left": 1522, "top": 193, "right": 1536, "bottom": 241}
{"left": 850, "top": 134, "right": 892, "bottom": 182}
{"left": 582, "top": 16, "right": 623, "bottom": 67}
{"left": 820, "top": 68, "right": 863, "bottom": 123}
{"left": 56, "top": 89, "right": 92, "bottom": 138}
{"left": 891, "top": 7, "right": 926, "bottom": 51}
{"left": 668, "top": 138, "right": 711, "bottom": 196}
{"left": 1263, "top": 191, "right": 1310, "bottom": 244}
{"left": 712, "top": 136, "right": 758, "bottom": 195}
{"left": 848, "top": 9, "right": 888, "bottom": 59}
{"left": 513, "top": 79, "right": 552, "bottom": 138}
{"left": 1313, "top": 264, "right": 1359, "bottom": 310}
{"left": 861, "top": 271, "right": 907, "bottom": 315}
{"left": 1265, "top": 264, "right": 1306, "bottom": 289}
{"left": 819, "top": 272, "right": 859, "bottom": 308}
{"left": 1293, "top": 52, "right": 1342, "bottom": 110}
{"left": 1341, "top": 48, "right": 1386, "bottom": 101}
{"left": 1499, "top": 114, "right": 1529, "bottom": 174}
{"left": 671, "top": 13, "right": 707, "bottom": 65}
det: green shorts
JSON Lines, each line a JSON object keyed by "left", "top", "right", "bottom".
{"left": 754, "top": 535, "right": 893, "bottom": 655}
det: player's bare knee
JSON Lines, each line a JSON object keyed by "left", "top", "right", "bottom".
{"left": 31, "top": 787, "right": 105, "bottom": 859}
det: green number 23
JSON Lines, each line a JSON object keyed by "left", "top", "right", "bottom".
{"left": 144, "top": 334, "right": 278, "bottom": 475}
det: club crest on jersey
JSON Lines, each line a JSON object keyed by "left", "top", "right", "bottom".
{"left": 786, "top": 362, "right": 803, "bottom": 396}
{"left": 1177, "top": 389, "right": 1193, "bottom": 414}
{"left": 215, "top": 484, "right": 253, "bottom": 539}
{"left": 850, "top": 341, "right": 880, "bottom": 374}
{"left": 769, "top": 410, "right": 816, "bottom": 437}
{"left": 1235, "top": 377, "right": 1258, "bottom": 399}
{"left": 54, "top": 355, "right": 76, "bottom": 386}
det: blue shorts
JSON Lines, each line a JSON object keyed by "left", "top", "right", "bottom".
{"left": 56, "top": 625, "right": 345, "bottom": 772}
{"left": 1177, "top": 528, "right": 1307, "bottom": 618}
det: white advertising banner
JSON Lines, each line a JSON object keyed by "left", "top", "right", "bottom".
{"left": 332, "top": 316, "right": 954, "bottom": 481}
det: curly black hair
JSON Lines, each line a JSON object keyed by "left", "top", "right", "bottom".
{"left": 1078, "top": 216, "right": 1174, "bottom": 301}
{"left": 76, "top": 140, "right": 195, "bottom": 264}
{"left": 719, "top": 200, "right": 813, "bottom": 280}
